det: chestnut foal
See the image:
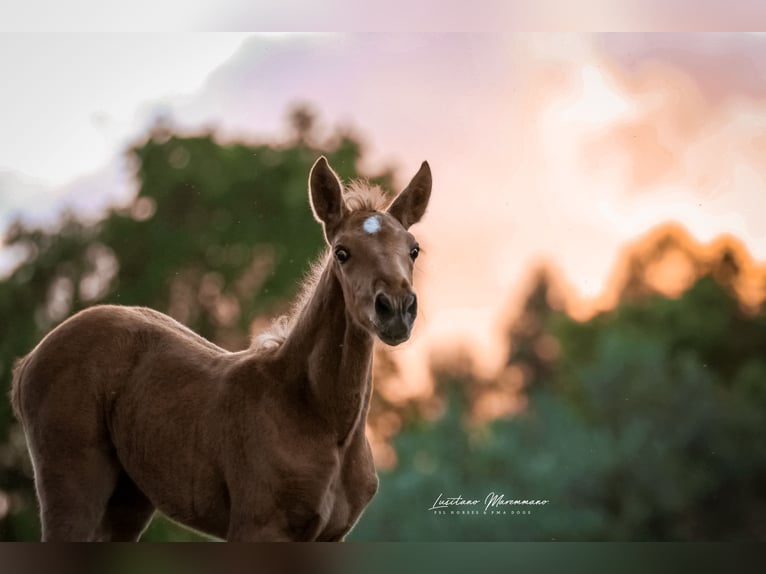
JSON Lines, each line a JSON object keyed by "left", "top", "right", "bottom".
{"left": 11, "top": 157, "right": 432, "bottom": 541}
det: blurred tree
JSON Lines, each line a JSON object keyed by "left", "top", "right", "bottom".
{"left": 350, "top": 235, "right": 766, "bottom": 541}
{"left": 0, "top": 108, "right": 393, "bottom": 540}
{"left": 504, "top": 268, "right": 563, "bottom": 393}
{"left": 287, "top": 104, "right": 318, "bottom": 145}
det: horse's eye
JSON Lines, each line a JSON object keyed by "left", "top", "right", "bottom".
{"left": 335, "top": 247, "right": 350, "bottom": 263}
{"left": 410, "top": 246, "right": 420, "bottom": 260}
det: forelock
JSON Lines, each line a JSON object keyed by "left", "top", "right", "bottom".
{"left": 343, "top": 180, "right": 390, "bottom": 212}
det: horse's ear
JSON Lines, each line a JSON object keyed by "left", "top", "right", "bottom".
{"left": 387, "top": 161, "right": 432, "bottom": 229}
{"left": 309, "top": 156, "right": 346, "bottom": 240}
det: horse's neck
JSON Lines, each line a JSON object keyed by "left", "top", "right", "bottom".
{"left": 279, "top": 262, "right": 374, "bottom": 443}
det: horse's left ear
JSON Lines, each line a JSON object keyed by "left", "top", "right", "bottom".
{"left": 387, "top": 161, "right": 432, "bottom": 229}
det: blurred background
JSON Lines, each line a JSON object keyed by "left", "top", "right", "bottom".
{"left": 1, "top": 33, "right": 766, "bottom": 541}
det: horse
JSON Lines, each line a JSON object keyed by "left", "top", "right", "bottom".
{"left": 10, "top": 156, "right": 432, "bottom": 541}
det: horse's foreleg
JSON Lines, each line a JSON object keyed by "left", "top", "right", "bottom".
{"left": 226, "top": 521, "right": 294, "bottom": 541}
{"left": 226, "top": 512, "right": 300, "bottom": 542}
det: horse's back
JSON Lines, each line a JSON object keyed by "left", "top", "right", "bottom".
{"left": 12, "top": 304, "right": 225, "bottom": 427}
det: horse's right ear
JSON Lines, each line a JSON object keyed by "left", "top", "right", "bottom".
{"left": 309, "top": 156, "right": 346, "bottom": 241}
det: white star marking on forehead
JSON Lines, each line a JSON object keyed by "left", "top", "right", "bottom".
{"left": 363, "top": 215, "right": 381, "bottom": 234}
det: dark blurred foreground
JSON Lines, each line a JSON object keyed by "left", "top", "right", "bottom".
{"left": 0, "top": 542, "right": 762, "bottom": 574}
{"left": 1, "top": 109, "right": 765, "bottom": 541}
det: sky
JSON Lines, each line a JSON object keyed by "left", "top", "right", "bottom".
{"left": 2, "top": 33, "right": 765, "bottom": 393}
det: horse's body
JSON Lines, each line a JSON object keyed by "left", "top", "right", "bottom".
{"left": 11, "top": 157, "right": 432, "bottom": 541}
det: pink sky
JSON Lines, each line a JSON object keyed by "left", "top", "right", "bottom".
{"left": 2, "top": 34, "right": 766, "bottom": 395}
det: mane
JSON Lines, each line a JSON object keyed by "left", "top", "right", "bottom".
{"left": 250, "top": 179, "right": 390, "bottom": 351}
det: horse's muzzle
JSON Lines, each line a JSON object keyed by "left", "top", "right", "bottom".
{"left": 374, "top": 291, "right": 416, "bottom": 345}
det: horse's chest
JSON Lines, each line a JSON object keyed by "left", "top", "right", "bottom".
{"left": 315, "top": 435, "right": 379, "bottom": 540}
{"left": 268, "top": 405, "right": 378, "bottom": 540}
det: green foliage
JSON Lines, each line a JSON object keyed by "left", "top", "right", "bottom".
{"left": 0, "top": 111, "right": 392, "bottom": 540}
{"left": 350, "top": 274, "right": 766, "bottom": 541}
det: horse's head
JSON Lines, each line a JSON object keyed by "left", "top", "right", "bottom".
{"left": 308, "top": 156, "right": 432, "bottom": 346}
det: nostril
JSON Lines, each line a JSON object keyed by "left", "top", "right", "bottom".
{"left": 405, "top": 293, "right": 418, "bottom": 317}
{"left": 375, "top": 293, "right": 394, "bottom": 319}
